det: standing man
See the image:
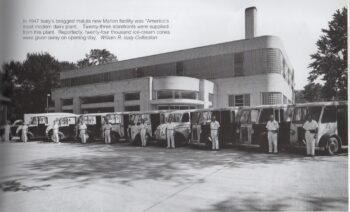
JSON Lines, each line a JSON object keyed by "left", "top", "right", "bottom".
{"left": 79, "top": 120, "right": 88, "bottom": 144}
{"left": 52, "top": 119, "right": 60, "bottom": 143}
{"left": 166, "top": 115, "right": 175, "bottom": 148}
{"left": 210, "top": 115, "right": 220, "bottom": 150}
{"left": 16, "top": 123, "right": 28, "bottom": 143}
{"left": 103, "top": 119, "right": 112, "bottom": 144}
{"left": 1, "top": 120, "right": 11, "bottom": 142}
{"left": 139, "top": 119, "right": 148, "bottom": 147}
{"left": 266, "top": 114, "right": 279, "bottom": 154}
{"left": 303, "top": 114, "right": 318, "bottom": 157}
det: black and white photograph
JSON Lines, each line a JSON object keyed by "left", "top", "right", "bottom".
{"left": 0, "top": 0, "right": 348, "bottom": 211}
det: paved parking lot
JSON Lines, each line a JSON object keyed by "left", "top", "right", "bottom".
{"left": 0, "top": 141, "right": 348, "bottom": 212}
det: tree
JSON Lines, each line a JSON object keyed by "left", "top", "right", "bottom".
{"left": 308, "top": 7, "right": 347, "bottom": 100}
{"left": 2, "top": 53, "right": 76, "bottom": 119}
{"left": 77, "top": 49, "right": 117, "bottom": 68}
{"left": 302, "top": 83, "right": 324, "bottom": 102}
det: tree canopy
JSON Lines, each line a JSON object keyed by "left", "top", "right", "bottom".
{"left": 1, "top": 53, "right": 76, "bottom": 119}
{"left": 77, "top": 49, "right": 117, "bottom": 68}
{"left": 307, "top": 7, "right": 347, "bottom": 101}
{"left": 1, "top": 49, "right": 117, "bottom": 120}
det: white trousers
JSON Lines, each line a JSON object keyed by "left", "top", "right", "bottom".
{"left": 22, "top": 131, "right": 28, "bottom": 142}
{"left": 211, "top": 130, "right": 219, "bottom": 150}
{"left": 305, "top": 131, "right": 315, "bottom": 156}
{"left": 104, "top": 130, "right": 111, "bottom": 144}
{"left": 140, "top": 129, "right": 147, "bottom": 146}
{"left": 53, "top": 130, "right": 59, "bottom": 143}
{"left": 167, "top": 129, "right": 175, "bottom": 148}
{"left": 268, "top": 131, "right": 278, "bottom": 153}
{"left": 3, "top": 127, "right": 10, "bottom": 141}
{"left": 80, "top": 130, "right": 87, "bottom": 143}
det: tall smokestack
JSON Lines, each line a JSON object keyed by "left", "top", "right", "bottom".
{"left": 245, "top": 7, "right": 257, "bottom": 39}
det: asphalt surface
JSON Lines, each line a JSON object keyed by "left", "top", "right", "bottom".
{"left": 0, "top": 141, "right": 348, "bottom": 212}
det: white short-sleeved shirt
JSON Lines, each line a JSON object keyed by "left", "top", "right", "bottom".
{"left": 53, "top": 123, "right": 59, "bottom": 131}
{"left": 104, "top": 124, "right": 112, "bottom": 131}
{"left": 266, "top": 120, "right": 279, "bottom": 131}
{"left": 167, "top": 122, "right": 175, "bottom": 130}
{"left": 210, "top": 121, "right": 220, "bottom": 130}
{"left": 22, "top": 125, "right": 28, "bottom": 132}
{"left": 303, "top": 120, "right": 318, "bottom": 131}
{"left": 79, "top": 124, "right": 87, "bottom": 131}
{"left": 4, "top": 124, "right": 10, "bottom": 133}
{"left": 139, "top": 123, "right": 147, "bottom": 131}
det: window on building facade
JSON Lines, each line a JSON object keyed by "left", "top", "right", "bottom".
{"left": 81, "top": 95, "right": 114, "bottom": 104}
{"left": 261, "top": 92, "right": 282, "bottom": 105}
{"left": 234, "top": 52, "right": 244, "bottom": 76}
{"left": 124, "top": 105, "right": 140, "bottom": 111}
{"left": 48, "top": 98, "right": 55, "bottom": 107}
{"left": 135, "top": 68, "right": 144, "bottom": 78}
{"left": 103, "top": 73, "right": 110, "bottom": 81}
{"left": 169, "top": 105, "right": 180, "bottom": 110}
{"left": 181, "top": 91, "right": 197, "bottom": 100}
{"left": 157, "top": 90, "right": 173, "bottom": 99}
{"left": 124, "top": 92, "right": 140, "bottom": 101}
{"left": 209, "top": 93, "right": 214, "bottom": 104}
{"left": 174, "top": 91, "right": 181, "bottom": 99}
{"left": 62, "top": 110, "right": 73, "bottom": 113}
{"left": 158, "top": 105, "right": 169, "bottom": 110}
{"left": 157, "top": 90, "right": 198, "bottom": 100}
{"left": 176, "top": 62, "right": 184, "bottom": 76}
{"left": 62, "top": 98, "right": 73, "bottom": 106}
{"left": 228, "top": 94, "right": 250, "bottom": 107}
{"left": 157, "top": 105, "right": 196, "bottom": 110}
{"left": 82, "top": 107, "right": 114, "bottom": 113}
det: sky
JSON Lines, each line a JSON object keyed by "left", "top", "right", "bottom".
{"left": 0, "top": 0, "right": 347, "bottom": 89}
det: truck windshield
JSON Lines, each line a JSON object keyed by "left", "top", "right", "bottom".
{"left": 172, "top": 113, "right": 182, "bottom": 122}
{"left": 191, "top": 112, "right": 199, "bottom": 124}
{"left": 293, "top": 106, "right": 322, "bottom": 123}
{"left": 259, "top": 109, "right": 273, "bottom": 124}
{"left": 199, "top": 111, "right": 211, "bottom": 124}
{"left": 239, "top": 109, "right": 259, "bottom": 124}
{"left": 239, "top": 110, "right": 250, "bottom": 123}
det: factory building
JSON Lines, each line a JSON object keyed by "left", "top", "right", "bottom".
{"left": 51, "top": 7, "right": 295, "bottom": 113}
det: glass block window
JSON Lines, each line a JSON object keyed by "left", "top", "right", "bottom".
{"left": 176, "top": 62, "right": 184, "bottom": 76}
{"left": 261, "top": 92, "right": 282, "bottom": 105}
{"left": 234, "top": 52, "right": 244, "bottom": 76}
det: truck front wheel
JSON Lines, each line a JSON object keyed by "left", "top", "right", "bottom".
{"left": 326, "top": 137, "right": 340, "bottom": 155}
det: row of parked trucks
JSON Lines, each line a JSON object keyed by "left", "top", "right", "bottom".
{"left": 6, "top": 101, "right": 348, "bottom": 155}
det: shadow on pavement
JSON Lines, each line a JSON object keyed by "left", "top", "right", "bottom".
{"left": 0, "top": 180, "right": 50, "bottom": 192}
{"left": 194, "top": 195, "right": 348, "bottom": 212}
{"left": 0, "top": 144, "right": 347, "bottom": 191}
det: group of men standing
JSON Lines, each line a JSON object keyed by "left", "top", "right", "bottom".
{"left": 1, "top": 113, "right": 319, "bottom": 156}
{"left": 265, "top": 114, "right": 318, "bottom": 156}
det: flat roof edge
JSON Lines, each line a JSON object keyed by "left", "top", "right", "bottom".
{"left": 61, "top": 35, "right": 292, "bottom": 79}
